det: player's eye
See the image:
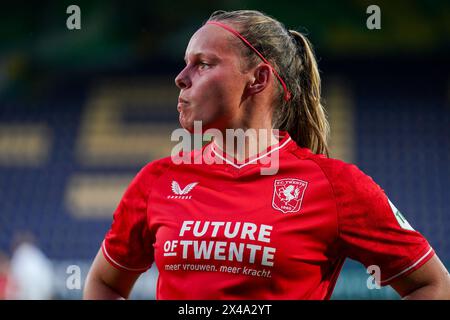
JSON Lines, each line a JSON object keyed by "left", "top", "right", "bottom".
{"left": 198, "top": 62, "right": 211, "bottom": 70}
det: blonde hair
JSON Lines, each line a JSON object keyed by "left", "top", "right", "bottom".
{"left": 207, "top": 10, "right": 330, "bottom": 156}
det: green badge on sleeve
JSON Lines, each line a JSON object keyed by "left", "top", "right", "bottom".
{"left": 388, "top": 199, "right": 415, "bottom": 231}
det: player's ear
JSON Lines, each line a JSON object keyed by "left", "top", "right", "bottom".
{"left": 245, "top": 63, "right": 272, "bottom": 97}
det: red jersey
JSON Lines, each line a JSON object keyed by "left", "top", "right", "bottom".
{"left": 102, "top": 132, "right": 434, "bottom": 299}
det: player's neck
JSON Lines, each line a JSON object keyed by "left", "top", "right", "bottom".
{"left": 212, "top": 127, "right": 280, "bottom": 162}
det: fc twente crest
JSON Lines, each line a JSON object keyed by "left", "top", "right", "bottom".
{"left": 272, "top": 178, "right": 308, "bottom": 213}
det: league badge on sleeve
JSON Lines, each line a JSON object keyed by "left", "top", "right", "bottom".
{"left": 388, "top": 199, "right": 415, "bottom": 231}
{"left": 272, "top": 178, "right": 308, "bottom": 213}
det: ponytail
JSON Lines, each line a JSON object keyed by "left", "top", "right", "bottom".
{"left": 282, "top": 30, "right": 330, "bottom": 157}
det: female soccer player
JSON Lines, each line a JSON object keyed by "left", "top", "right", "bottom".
{"left": 84, "top": 10, "right": 450, "bottom": 299}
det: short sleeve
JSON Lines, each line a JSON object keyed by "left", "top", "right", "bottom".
{"left": 333, "top": 163, "right": 434, "bottom": 286}
{"left": 102, "top": 161, "right": 164, "bottom": 273}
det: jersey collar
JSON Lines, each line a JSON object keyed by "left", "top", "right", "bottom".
{"left": 208, "top": 131, "right": 293, "bottom": 169}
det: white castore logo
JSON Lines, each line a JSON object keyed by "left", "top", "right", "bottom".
{"left": 168, "top": 181, "right": 198, "bottom": 199}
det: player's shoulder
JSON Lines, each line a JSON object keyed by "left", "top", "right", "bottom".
{"left": 291, "top": 146, "right": 384, "bottom": 204}
{"left": 138, "top": 143, "right": 207, "bottom": 177}
{"left": 290, "top": 145, "right": 373, "bottom": 186}
{"left": 139, "top": 155, "right": 174, "bottom": 178}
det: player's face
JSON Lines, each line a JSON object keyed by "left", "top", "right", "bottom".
{"left": 175, "top": 24, "right": 250, "bottom": 132}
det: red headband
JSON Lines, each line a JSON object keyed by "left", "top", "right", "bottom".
{"left": 206, "top": 20, "right": 292, "bottom": 102}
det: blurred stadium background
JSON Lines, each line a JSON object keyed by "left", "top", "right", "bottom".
{"left": 0, "top": 0, "right": 449, "bottom": 299}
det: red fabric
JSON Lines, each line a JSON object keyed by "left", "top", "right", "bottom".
{"left": 0, "top": 275, "right": 8, "bottom": 300}
{"left": 103, "top": 132, "right": 433, "bottom": 299}
{"left": 309, "top": 154, "right": 434, "bottom": 286}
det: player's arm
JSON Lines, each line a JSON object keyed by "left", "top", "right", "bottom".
{"left": 329, "top": 162, "right": 450, "bottom": 300}
{"left": 83, "top": 248, "right": 141, "bottom": 300}
{"left": 390, "top": 254, "right": 450, "bottom": 300}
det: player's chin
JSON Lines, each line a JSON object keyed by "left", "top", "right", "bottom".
{"left": 179, "top": 113, "right": 216, "bottom": 134}
{"left": 179, "top": 114, "right": 197, "bottom": 133}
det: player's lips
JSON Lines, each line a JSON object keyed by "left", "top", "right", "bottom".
{"left": 177, "top": 97, "right": 189, "bottom": 112}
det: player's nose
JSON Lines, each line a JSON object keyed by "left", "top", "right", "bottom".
{"left": 175, "top": 66, "right": 191, "bottom": 90}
